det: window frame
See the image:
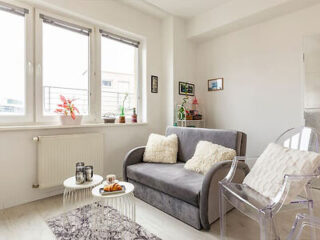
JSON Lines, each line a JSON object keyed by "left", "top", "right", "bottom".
{"left": 35, "top": 9, "right": 96, "bottom": 123}
{"left": 0, "top": 4, "right": 146, "bottom": 126}
{"left": 98, "top": 28, "right": 143, "bottom": 121}
{"left": 0, "top": 0, "right": 34, "bottom": 124}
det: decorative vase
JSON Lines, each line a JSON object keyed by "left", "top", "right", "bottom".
{"left": 131, "top": 108, "right": 137, "bottom": 123}
{"left": 60, "top": 115, "right": 83, "bottom": 125}
{"left": 119, "top": 105, "right": 126, "bottom": 123}
{"left": 178, "top": 106, "right": 186, "bottom": 120}
{"left": 119, "top": 116, "right": 126, "bottom": 123}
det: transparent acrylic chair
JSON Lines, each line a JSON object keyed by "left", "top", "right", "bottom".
{"left": 219, "top": 126, "right": 320, "bottom": 240}
{"left": 287, "top": 214, "right": 320, "bottom": 240}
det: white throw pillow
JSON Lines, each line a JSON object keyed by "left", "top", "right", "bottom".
{"left": 143, "top": 133, "right": 178, "bottom": 163}
{"left": 184, "top": 141, "right": 236, "bottom": 175}
{"left": 243, "top": 143, "right": 320, "bottom": 204}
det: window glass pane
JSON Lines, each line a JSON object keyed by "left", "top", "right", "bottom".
{"left": 0, "top": 10, "right": 25, "bottom": 115}
{"left": 101, "top": 37, "right": 137, "bottom": 117}
{"left": 42, "top": 21, "right": 89, "bottom": 115}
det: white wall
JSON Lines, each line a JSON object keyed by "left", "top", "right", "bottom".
{"left": 187, "top": 0, "right": 320, "bottom": 41}
{"left": 304, "top": 35, "right": 320, "bottom": 109}
{"left": 161, "top": 17, "right": 174, "bottom": 127}
{"left": 161, "top": 16, "right": 197, "bottom": 125}
{"left": 0, "top": 0, "right": 164, "bottom": 209}
{"left": 173, "top": 18, "right": 197, "bottom": 111}
{"left": 196, "top": 4, "right": 320, "bottom": 156}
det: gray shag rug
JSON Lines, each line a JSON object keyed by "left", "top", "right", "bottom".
{"left": 46, "top": 202, "right": 161, "bottom": 240}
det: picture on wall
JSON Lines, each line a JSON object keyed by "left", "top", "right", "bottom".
{"left": 179, "top": 82, "right": 195, "bottom": 96}
{"left": 208, "top": 78, "right": 224, "bottom": 91}
{"left": 151, "top": 75, "right": 158, "bottom": 93}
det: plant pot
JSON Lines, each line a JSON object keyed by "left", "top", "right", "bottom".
{"left": 119, "top": 116, "right": 126, "bottom": 123}
{"left": 103, "top": 117, "right": 116, "bottom": 123}
{"left": 60, "top": 115, "right": 83, "bottom": 125}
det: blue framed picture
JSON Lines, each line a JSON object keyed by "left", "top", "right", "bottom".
{"left": 208, "top": 78, "right": 223, "bottom": 91}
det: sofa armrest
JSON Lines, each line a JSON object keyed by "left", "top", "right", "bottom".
{"left": 123, "top": 146, "right": 146, "bottom": 181}
{"left": 200, "top": 160, "right": 250, "bottom": 229}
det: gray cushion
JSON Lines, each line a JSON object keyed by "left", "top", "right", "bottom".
{"left": 127, "top": 162, "right": 204, "bottom": 206}
{"left": 166, "top": 126, "right": 241, "bottom": 162}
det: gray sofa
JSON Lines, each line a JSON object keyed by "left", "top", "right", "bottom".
{"left": 123, "top": 127, "right": 249, "bottom": 230}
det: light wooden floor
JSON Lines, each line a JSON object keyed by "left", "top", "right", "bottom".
{"left": 0, "top": 191, "right": 319, "bottom": 240}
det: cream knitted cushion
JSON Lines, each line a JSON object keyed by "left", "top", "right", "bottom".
{"left": 184, "top": 141, "right": 236, "bottom": 175}
{"left": 243, "top": 143, "right": 320, "bottom": 204}
{"left": 143, "top": 133, "right": 178, "bottom": 163}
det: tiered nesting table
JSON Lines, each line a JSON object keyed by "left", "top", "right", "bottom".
{"left": 63, "top": 174, "right": 103, "bottom": 207}
{"left": 92, "top": 181, "right": 135, "bottom": 220}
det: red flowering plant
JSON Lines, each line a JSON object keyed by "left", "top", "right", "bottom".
{"left": 55, "top": 95, "right": 80, "bottom": 120}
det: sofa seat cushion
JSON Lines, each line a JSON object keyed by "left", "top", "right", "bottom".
{"left": 127, "top": 162, "right": 204, "bottom": 206}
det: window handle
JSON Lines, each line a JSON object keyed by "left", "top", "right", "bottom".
{"left": 28, "top": 61, "right": 34, "bottom": 75}
{"left": 36, "top": 64, "right": 42, "bottom": 76}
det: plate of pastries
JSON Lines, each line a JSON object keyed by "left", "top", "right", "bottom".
{"left": 99, "top": 182, "right": 126, "bottom": 195}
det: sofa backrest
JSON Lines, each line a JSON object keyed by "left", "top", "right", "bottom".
{"left": 165, "top": 126, "right": 247, "bottom": 162}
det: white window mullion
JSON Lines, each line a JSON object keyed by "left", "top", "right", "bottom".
{"left": 94, "top": 27, "right": 102, "bottom": 121}
{"left": 88, "top": 26, "right": 97, "bottom": 122}
{"left": 138, "top": 42, "right": 147, "bottom": 123}
{"left": 35, "top": 9, "right": 44, "bottom": 123}
{"left": 25, "top": 5, "right": 34, "bottom": 123}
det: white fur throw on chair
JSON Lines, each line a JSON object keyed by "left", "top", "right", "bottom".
{"left": 243, "top": 143, "right": 320, "bottom": 204}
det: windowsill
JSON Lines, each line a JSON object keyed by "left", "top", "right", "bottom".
{"left": 0, "top": 122, "right": 148, "bottom": 132}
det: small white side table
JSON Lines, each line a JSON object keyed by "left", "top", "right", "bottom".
{"left": 92, "top": 181, "right": 135, "bottom": 220}
{"left": 63, "top": 174, "right": 103, "bottom": 207}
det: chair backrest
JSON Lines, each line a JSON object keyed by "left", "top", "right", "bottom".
{"left": 275, "top": 126, "right": 320, "bottom": 153}
{"left": 165, "top": 126, "right": 247, "bottom": 162}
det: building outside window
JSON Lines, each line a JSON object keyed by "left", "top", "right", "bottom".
{"left": 40, "top": 14, "right": 90, "bottom": 116}
{"left": 0, "top": 2, "right": 143, "bottom": 125}
{"left": 0, "top": 3, "right": 27, "bottom": 115}
{"left": 100, "top": 30, "right": 139, "bottom": 117}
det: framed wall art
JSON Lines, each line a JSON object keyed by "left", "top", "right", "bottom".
{"left": 179, "top": 82, "right": 195, "bottom": 96}
{"left": 151, "top": 75, "right": 158, "bottom": 93}
{"left": 208, "top": 78, "right": 224, "bottom": 91}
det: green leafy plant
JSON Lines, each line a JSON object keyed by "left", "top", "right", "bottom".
{"left": 55, "top": 95, "right": 79, "bottom": 120}
{"left": 120, "top": 93, "right": 128, "bottom": 116}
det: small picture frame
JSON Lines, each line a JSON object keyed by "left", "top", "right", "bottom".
{"left": 151, "top": 75, "right": 158, "bottom": 93}
{"left": 179, "top": 82, "right": 195, "bottom": 96}
{"left": 208, "top": 78, "right": 224, "bottom": 91}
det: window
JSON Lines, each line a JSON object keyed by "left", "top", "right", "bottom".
{"left": 0, "top": 4, "right": 145, "bottom": 125}
{"left": 0, "top": 3, "right": 28, "bottom": 116}
{"left": 102, "top": 80, "right": 113, "bottom": 87}
{"left": 100, "top": 30, "right": 139, "bottom": 117}
{"left": 40, "top": 14, "right": 91, "bottom": 116}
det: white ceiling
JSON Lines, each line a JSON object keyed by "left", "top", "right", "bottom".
{"left": 118, "top": 0, "right": 169, "bottom": 19}
{"left": 143, "top": 0, "right": 232, "bottom": 18}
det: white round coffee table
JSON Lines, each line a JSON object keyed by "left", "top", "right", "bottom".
{"left": 92, "top": 181, "right": 135, "bottom": 220}
{"left": 63, "top": 174, "right": 103, "bottom": 206}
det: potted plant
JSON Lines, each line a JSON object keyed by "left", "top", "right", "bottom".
{"left": 119, "top": 93, "right": 128, "bottom": 123}
{"left": 55, "top": 95, "right": 82, "bottom": 125}
{"left": 177, "top": 95, "right": 189, "bottom": 120}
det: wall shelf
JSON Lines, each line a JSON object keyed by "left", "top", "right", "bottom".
{"left": 177, "top": 119, "right": 205, "bottom": 128}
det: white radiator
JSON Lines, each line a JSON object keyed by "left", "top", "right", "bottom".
{"left": 34, "top": 133, "right": 104, "bottom": 189}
